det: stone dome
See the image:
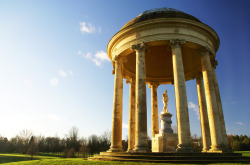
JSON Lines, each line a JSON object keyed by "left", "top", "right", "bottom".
{"left": 121, "top": 7, "right": 201, "bottom": 30}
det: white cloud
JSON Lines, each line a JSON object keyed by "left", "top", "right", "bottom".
{"left": 50, "top": 78, "right": 58, "bottom": 86}
{"left": 58, "top": 70, "right": 73, "bottom": 77}
{"left": 80, "top": 22, "right": 101, "bottom": 34}
{"left": 59, "top": 70, "right": 68, "bottom": 77}
{"left": 81, "top": 50, "right": 110, "bottom": 67}
{"left": 24, "top": 79, "right": 33, "bottom": 87}
{"left": 188, "top": 102, "right": 200, "bottom": 119}
{"left": 92, "top": 58, "right": 101, "bottom": 66}
{"left": 236, "top": 122, "right": 243, "bottom": 125}
{"left": 122, "top": 123, "right": 129, "bottom": 129}
{"left": 95, "top": 50, "right": 110, "bottom": 61}
{"left": 83, "top": 52, "right": 92, "bottom": 59}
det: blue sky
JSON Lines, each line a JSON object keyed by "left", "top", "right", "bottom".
{"left": 0, "top": 0, "right": 249, "bottom": 139}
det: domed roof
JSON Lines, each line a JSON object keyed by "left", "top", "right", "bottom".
{"left": 121, "top": 7, "right": 201, "bottom": 30}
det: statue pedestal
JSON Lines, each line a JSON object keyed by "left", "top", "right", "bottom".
{"left": 160, "top": 112, "right": 173, "bottom": 133}
{"left": 152, "top": 112, "right": 178, "bottom": 152}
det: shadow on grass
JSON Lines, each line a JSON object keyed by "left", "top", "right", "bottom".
{"left": 0, "top": 155, "right": 34, "bottom": 164}
{"left": 38, "top": 153, "right": 61, "bottom": 158}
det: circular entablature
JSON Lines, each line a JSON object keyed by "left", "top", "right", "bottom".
{"left": 107, "top": 7, "right": 220, "bottom": 84}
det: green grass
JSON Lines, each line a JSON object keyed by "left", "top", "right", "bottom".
{"left": 235, "top": 151, "right": 250, "bottom": 157}
{"left": 0, "top": 152, "right": 250, "bottom": 165}
{"left": 0, "top": 153, "right": 58, "bottom": 164}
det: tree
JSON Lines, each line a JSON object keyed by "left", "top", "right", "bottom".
{"left": 79, "top": 144, "right": 89, "bottom": 158}
{"left": 66, "top": 148, "right": 76, "bottom": 158}
{"left": 26, "top": 136, "right": 39, "bottom": 160}
{"left": 99, "top": 130, "right": 111, "bottom": 152}
{"left": 87, "top": 135, "right": 99, "bottom": 155}
{"left": 67, "top": 127, "right": 80, "bottom": 152}
{"left": 19, "top": 129, "right": 33, "bottom": 153}
{"left": 0, "top": 136, "right": 9, "bottom": 152}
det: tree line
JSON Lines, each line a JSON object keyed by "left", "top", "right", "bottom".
{"left": 227, "top": 134, "right": 250, "bottom": 151}
{"left": 0, "top": 127, "right": 112, "bottom": 158}
{"left": 0, "top": 128, "right": 250, "bottom": 157}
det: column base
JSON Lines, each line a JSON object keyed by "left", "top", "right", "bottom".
{"left": 201, "top": 146, "right": 211, "bottom": 153}
{"left": 176, "top": 144, "right": 193, "bottom": 153}
{"left": 126, "top": 149, "right": 133, "bottom": 153}
{"left": 209, "top": 144, "right": 224, "bottom": 153}
{"left": 208, "top": 145, "right": 233, "bottom": 153}
{"left": 133, "top": 146, "right": 151, "bottom": 153}
{"left": 201, "top": 149, "right": 210, "bottom": 153}
{"left": 107, "top": 146, "right": 123, "bottom": 152}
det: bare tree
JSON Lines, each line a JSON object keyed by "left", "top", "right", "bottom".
{"left": 67, "top": 127, "right": 80, "bottom": 152}
{"left": 26, "top": 136, "right": 39, "bottom": 160}
{"left": 19, "top": 129, "right": 33, "bottom": 153}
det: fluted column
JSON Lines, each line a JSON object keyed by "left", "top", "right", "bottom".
{"left": 170, "top": 39, "right": 193, "bottom": 152}
{"left": 127, "top": 78, "right": 136, "bottom": 152}
{"left": 108, "top": 56, "right": 123, "bottom": 152}
{"left": 132, "top": 43, "right": 149, "bottom": 152}
{"left": 149, "top": 82, "right": 159, "bottom": 138}
{"left": 196, "top": 72, "right": 211, "bottom": 152}
{"left": 199, "top": 48, "right": 223, "bottom": 152}
{"left": 211, "top": 60, "right": 229, "bottom": 151}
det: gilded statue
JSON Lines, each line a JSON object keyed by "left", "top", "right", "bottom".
{"left": 162, "top": 90, "right": 169, "bottom": 113}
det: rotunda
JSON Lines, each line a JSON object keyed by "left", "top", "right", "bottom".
{"left": 107, "top": 7, "right": 228, "bottom": 153}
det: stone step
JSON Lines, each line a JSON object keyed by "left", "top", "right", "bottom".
{"left": 100, "top": 151, "right": 242, "bottom": 157}
{"left": 88, "top": 152, "right": 250, "bottom": 163}
{"left": 89, "top": 157, "right": 250, "bottom": 164}
{"left": 93, "top": 155, "right": 250, "bottom": 160}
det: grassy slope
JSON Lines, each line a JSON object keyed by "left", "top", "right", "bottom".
{"left": 0, "top": 153, "right": 58, "bottom": 164}
{"left": 0, "top": 152, "right": 250, "bottom": 165}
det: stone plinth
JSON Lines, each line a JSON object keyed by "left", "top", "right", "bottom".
{"left": 152, "top": 133, "right": 178, "bottom": 152}
{"left": 152, "top": 112, "right": 178, "bottom": 152}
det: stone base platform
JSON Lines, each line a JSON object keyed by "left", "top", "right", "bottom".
{"left": 88, "top": 152, "right": 250, "bottom": 163}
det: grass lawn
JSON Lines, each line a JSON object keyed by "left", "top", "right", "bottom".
{"left": 0, "top": 153, "right": 58, "bottom": 164}
{"left": 235, "top": 151, "right": 250, "bottom": 157}
{"left": 0, "top": 152, "right": 250, "bottom": 165}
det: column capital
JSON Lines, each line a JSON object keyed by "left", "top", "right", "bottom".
{"left": 112, "top": 56, "right": 124, "bottom": 75}
{"left": 113, "top": 55, "right": 125, "bottom": 63}
{"left": 131, "top": 42, "right": 147, "bottom": 51}
{"left": 148, "top": 82, "right": 159, "bottom": 88}
{"left": 211, "top": 59, "right": 218, "bottom": 69}
{"left": 126, "top": 78, "right": 135, "bottom": 84}
{"left": 170, "top": 39, "right": 185, "bottom": 48}
{"left": 196, "top": 72, "right": 203, "bottom": 80}
{"left": 196, "top": 47, "right": 212, "bottom": 56}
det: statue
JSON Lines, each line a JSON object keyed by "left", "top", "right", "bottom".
{"left": 162, "top": 90, "right": 169, "bottom": 113}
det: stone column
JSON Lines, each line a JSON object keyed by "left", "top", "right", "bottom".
{"left": 108, "top": 56, "right": 123, "bottom": 152}
{"left": 149, "top": 82, "right": 159, "bottom": 138}
{"left": 132, "top": 43, "right": 149, "bottom": 152}
{"left": 127, "top": 78, "right": 136, "bottom": 152}
{"left": 196, "top": 72, "right": 211, "bottom": 152}
{"left": 211, "top": 60, "right": 229, "bottom": 151}
{"left": 199, "top": 48, "right": 223, "bottom": 152}
{"left": 170, "top": 39, "right": 193, "bottom": 152}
